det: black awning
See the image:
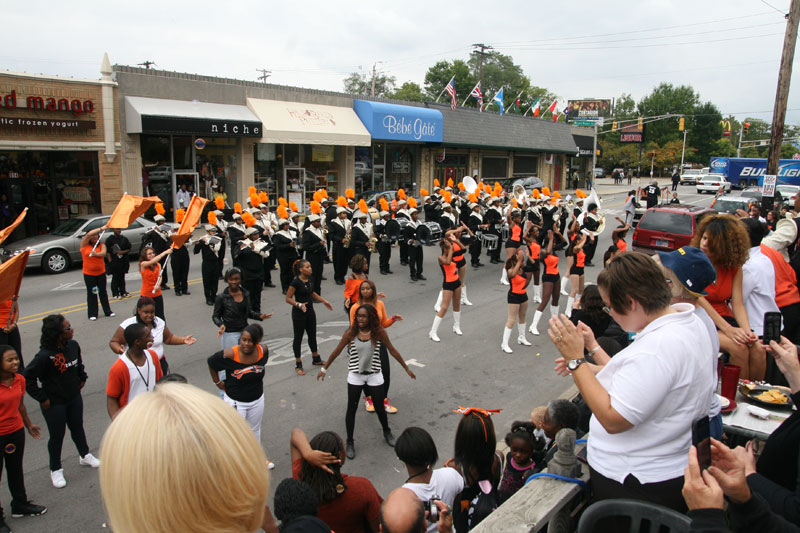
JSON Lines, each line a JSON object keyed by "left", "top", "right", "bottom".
{"left": 573, "top": 134, "right": 594, "bottom": 157}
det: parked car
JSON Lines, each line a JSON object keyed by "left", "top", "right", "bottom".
{"left": 363, "top": 190, "right": 398, "bottom": 207}
{"left": 711, "top": 195, "right": 758, "bottom": 215}
{"left": 776, "top": 184, "right": 799, "bottom": 203}
{"left": 0, "top": 214, "right": 156, "bottom": 274}
{"left": 696, "top": 174, "right": 732, "bottom": 194}
{"left": 593, "top": 168, "right": 604, "bottom": 178}
{"left": 679, "top": 169, "right": 702, "bottom": 185}
{"left": 512, "top": 177, "right": 546, "bottom": 193}
{"left": 632, "top": 205, "right": 716, "bottom": 254}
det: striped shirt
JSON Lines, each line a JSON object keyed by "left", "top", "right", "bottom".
{"left": 348, "top": 338, "right": 382, "bottom": 374}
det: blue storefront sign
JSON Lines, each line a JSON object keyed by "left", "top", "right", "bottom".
{"left": 353, "top": 100, "right": 443, "bottom": 143}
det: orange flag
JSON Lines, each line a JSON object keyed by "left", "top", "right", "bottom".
{"left": 0, "top": 208, "right": 28, "bottom": 246}
{"left": 171, "top": 196, "right": 209, "bottom": 248}
{"left": 107, "top": 195, "right": 162, "bottom": 229}
{"left": 0, "top": 251, "right": 29, "bottom": 303}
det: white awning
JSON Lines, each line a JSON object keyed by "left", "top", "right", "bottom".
{"left": 125, "top": 96, "right": 262, "bottom": 137}
{"left": 246, "top": 98, "right": 371, "bottom": 146}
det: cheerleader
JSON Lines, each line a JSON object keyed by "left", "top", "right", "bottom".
{"left": 272, "top": 219, "right": 298, "bottom": 294}
{"left": 565, "top": 233, "right": 587, "bottom": 318}
{"left": 193, "top": 224, "right": 222, "bottom": 305}
{"left": 429, "top": 239, "right": 462, "bottom": 342}
{"left": 529, "top": 229, "right": 560, "bottom": 335}
{"left": 285, "top": 259, "right": 333, "bottom": 375}
{"left": 434, "top": 225, "right": 474, "bottom": 312}
{"left": 501, "top": 249, "right": 531, "bottom": 353}
{"left": 611, "top": 217, "right": 631, "bottom": 252}
{"left": 523, "top": 226, "right": 542, "bottom": 303}
{"left": 500, "top": 209, "right": 525, "bottom": 285}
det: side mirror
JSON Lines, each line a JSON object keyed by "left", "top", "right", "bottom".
{"left": 78, "top": 232, "right": 87, "bottom": 237}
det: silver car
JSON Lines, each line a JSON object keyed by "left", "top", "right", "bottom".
{"left": 0, "top": 215, "right": 156, "bottom": 274}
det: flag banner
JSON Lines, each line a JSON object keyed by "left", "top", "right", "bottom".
{"left": 444, "top": 76, "right": 457, "bottom": 110}
{"left": 512, "top": 92, "right": 523, "bottom": 113}
{"left": 0, "top": 208, "right": 27, "bottom": 246}
{"left": 107, "top": 195, "right": 162, "bottom": 229}
{"left": 466, "top": 82, "right": 483, "bottom": 110}
{"left": 547, "top": 100, "right": 558, "bottom": 114}
{"left": 171, "top": 195, "right": 209, "bottom": 248}
{"left": 0, "top": 251, "right": 29, "bottom": 303}
{"left": 532, "top": 98, "right": 541, "bottom": 117}
{"left": 494, "top": 88, "right": 505, "bottom": 115}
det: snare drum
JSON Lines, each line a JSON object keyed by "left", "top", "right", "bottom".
{"left": 481, "top": 234, "right": 499, "bottom": 251}
{"left": 501, "top": 225, "right": 510, "bottom": 241}
{"left": 385, "top": 217, "right": 411, "bottom": 242}
{"left": 416, "top": 222, "right": 442, "bottom": 245}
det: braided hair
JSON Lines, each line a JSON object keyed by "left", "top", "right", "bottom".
{"left": 299, "top": 431, "right": 347, "bottom": 504}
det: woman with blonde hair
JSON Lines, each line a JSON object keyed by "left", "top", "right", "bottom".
{"left": 99, "top": 382, "right": 269, "bottom": 533}
{"left": 689, "top": 214, "right": 759, "bottom": 378}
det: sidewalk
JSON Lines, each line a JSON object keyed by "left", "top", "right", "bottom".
{"left": 560, "top": 177, "right": 672, "bottom": 198}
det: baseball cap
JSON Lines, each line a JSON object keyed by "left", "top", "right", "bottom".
{"left": 657, "top": 246, "right": 716, "bottom": 296}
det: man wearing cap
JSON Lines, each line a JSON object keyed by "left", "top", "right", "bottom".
{"left": 322, "top": 198, "right": 336, "bottom": 263}
{"left": 374, "top": 211, "right": 393, "bottom": 275}
{"left": 273, "top": 219, "right": 299, "bottom": 294}
{"left": 403, "top": 208, "right": 426, "bottom": 281}
{"left": 228, "top": 213, "right": 246, "bottom": 266}
{"left": 302, "top": 215, "right": 327, "bottom": 295}
{"left": 170, "top": 223, "right": 191, "bottom": 296}
{"left": 396, "top": 200, "right": 410, "bottom": 266}
{"left": 193, "top": 224, "right": 222, "bottom": 305}
{"left": 289, "top": 212, "right": 302, "bottom": 254}
{"left": 350, "top": 211, "right": 372, "bottom": 268}
{"left": 145, "top": 215, "right": 172, "bottom": 290}
{"left": 329, "top": 207, "right": 351, "bottom": 285}
{"left": 234, "top": 227, "right": 270, "bottom": 313}
{"left": 439, "top": 204, "right": 457, "bottom": 232}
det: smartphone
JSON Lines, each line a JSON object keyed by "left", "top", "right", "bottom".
{"left": 692, "top": 417, "right": 711, "bottom": 471}
{"left": 763, "top": 312, "right": 783, "bottom": 345}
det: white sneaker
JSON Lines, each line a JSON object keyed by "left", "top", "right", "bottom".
{"left": 429, "top": 331, "right": 440, "bottom": 342}
{"left": 109, "top": 312, "right": 116, "bottom": 318}
{"left": 89, "top": 317, "right": 97, "bottom": 321}
{"left": 50, "top": 469, "right": 66, "bottom": 489}
{"left": 453, "top": 325, "right": 463, "bottom": 335}
{"left": 518, "top": 336, "right": 531, "bottom": 346}
{"left": 266, "top": 461, "right": 275, "bottom": 470}
{"left": 79, "top": 453, "right": 101, "bottom": 468}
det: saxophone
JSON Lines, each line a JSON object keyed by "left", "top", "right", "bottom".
{"left": 343, "top": 228, "right": 352, "bottom": 248}
{"left": 368, "top": 237, "right": 378, "bottom": 253}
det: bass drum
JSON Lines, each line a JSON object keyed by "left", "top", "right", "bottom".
{"left": 416, "top": 222, "right": 442, "bottom": 245}
{"left": 385, "top": 217, "right": 410, "bottom": 242}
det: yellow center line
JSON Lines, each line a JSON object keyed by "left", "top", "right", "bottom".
{"left": 18, "top": 277, "right": 203, "bottom": 325}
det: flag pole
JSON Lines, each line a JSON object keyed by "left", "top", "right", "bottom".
{"left": 435, "top": 76, "right": 453, "bottom": 103}
{"left": 91, "top": 230, "right": 106, "bottom": 253}
{"left": 461, "top": 93, "right": 471, "bottom": 107}
{"left": 524, "top": 105, "right": 532, "bottom": 116}
{"left": 153, "top": 254, "right": 172, "bottom": 295}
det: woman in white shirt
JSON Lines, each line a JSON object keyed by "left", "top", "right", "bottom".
{"left": 548, "top": 252, "right": 713, "bottom": 512}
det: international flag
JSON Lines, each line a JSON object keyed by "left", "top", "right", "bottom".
{"left": 0, "top": 208, "right": 27, "bottom": 246}
{"left": 547, "top": 100, "right": 558, "bottom": 115}
{"left": 493, "top": 87, "right": 504, "bottom": 115}
{"left": 469, "top": 82, "right": 483, "bottom": 110}
{"left": 531, "top": 98, "right": 541, "bottom": 117}
{"left": 171, "top": 195, "right": 210, "bottom": 248}
{"left": 107, "top": 194, "right": 162, "bottom": 228}
{"left": 444, "top": 76, "right": 457, "bottom": 110}
{"left": 513, "top": 92, "right": 522, "bottom": 112}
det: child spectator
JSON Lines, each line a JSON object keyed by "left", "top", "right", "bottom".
{"left": 498, "top": 421, "right": 543, "bottom": 503}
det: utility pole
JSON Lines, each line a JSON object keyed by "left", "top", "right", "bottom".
{"left": 370, "top": 62, "right": 383, "bottom": 97}
{"left": 471, "top": 43, "right": 493, "bottom": 92}
{"left": 680, "top": 128, "right": 688, "bottom": 171}
{"left": 256, "top": 69, "right": 271, "bottom": 83}
{"left": 137, "top": 60, "right": 156, "bottom": 69}
{"left": 591, "top": 122, "right": 598, "bottom": 186}
{"left": 765, "top": 0, "right": 800, "bottom": 212}
{"left": 736, "top": 124, "right": 744, "bottom": 157}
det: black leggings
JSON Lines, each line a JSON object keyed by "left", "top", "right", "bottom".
{"left": 84, "top": 273, "right": 112, "bottom": 319}
{"left": 41, "top": 394, "right": 90, "bottom": 471}
{"left": 153, "top": 295, "right": 165, "bottom": 321}
{"left": 292, "top": 306, "right": 318, "bottom": 360}
{"left": 0, "top": 428, "right": 28, "bottom": 508}
{"left": 346, "top": 381, "right": 388, "bottom": 441}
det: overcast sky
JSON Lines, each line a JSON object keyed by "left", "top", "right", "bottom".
{"left": 2, "top": 0, "right": 799, "bottom": 124}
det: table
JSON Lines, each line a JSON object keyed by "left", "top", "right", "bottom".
{"left": 721, "top": 391, "right": 792, "bottom": 441}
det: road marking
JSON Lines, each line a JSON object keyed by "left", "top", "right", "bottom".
{"left": 406, "top": 358, "right": 426, "bottom": 368}
{"left": 320, "top": 321, "right": 350, "bottom": 328}
{"left": 264, "top": 335, "right": 342, "bottom": 366}
{"left": 52, "top": 281, "right": 84, "bottom": 291}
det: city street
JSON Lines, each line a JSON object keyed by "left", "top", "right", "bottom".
{"left": 6, "top": 180, "right": 711, "bottom": 532}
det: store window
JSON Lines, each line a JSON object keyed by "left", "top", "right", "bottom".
{"left": 355, "top": 147, "right": 372, "bottom": 196}
{"left": 254, "top": 143, "right": 278, "bottom": 205}
{"left": 385, "top": 144, "right": 416, "bottom": 194}
{"left": 434, "top": 153, "right": 467, "bottom": 185}
{"left": 481, "top": 156, "right": 508, "bottom": 179}
{"left": 141, "top": 135, "right": 171, "bottom": 202}
{"left": 196, "top": 137, "right": 238, "bottom": 208}
{"left": 512, "top": 155, "right": 539, "bottom": 177}
{"left": 301, "top": 144, "right": 340, "bottom": 202}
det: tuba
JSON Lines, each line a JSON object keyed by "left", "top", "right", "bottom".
{"left": 513, "top": 184, "right": 527, "bottom": 207}
{"left": 461, "top": 176, "right": 479, "bottom": 195}
{"left": 582, "top": 188, "right": 606, "bottom": 237}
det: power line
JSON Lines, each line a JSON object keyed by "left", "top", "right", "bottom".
{"left": 500, "top": 32, "right": 783, "bottom": 51}
{"left": 256, "top": 68, "right": 271, "bottom": 82}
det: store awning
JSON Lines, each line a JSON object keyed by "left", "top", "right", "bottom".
{"left": 574, "top": 134, "right": 595, "bottom": 157}
{"left": 124, "top": 96, "right": 262, "bottom": 137}
{"left": 353, "top": 100, "right": 442, "bottom": 142}
{"left": 246, "top": 98, "right": 371, "bottom": 146}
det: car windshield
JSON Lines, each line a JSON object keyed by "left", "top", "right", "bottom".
{"left": 639, "top": 211, "right": 693, "bottom": 235}
{"left": 715, "top": 199, "right": 748, "bottom": 213}
{"left": 51, "top": 218, "right": 86, "bottom": 236}
{"left": 683, "top": 170, "right": 700, "bottom": 175}
{"left": 740, "top": 190, "right": 761, "bottom": 198}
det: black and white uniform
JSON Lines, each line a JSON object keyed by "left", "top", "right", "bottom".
{"left": 215, "top": 218, "right": 228, "bottom": 276}
{"left": 255, "top": 217, "right": 274, "bottom": 287}
{"left": 324, "top": 204, "right": 338, "bottom": 257}
{"left": 374, "top": 218, "right": 392, "bottom": 273}
{"left": 228, "top": 222, "right": 246, "bottom": 267}
{"left": 403, "top": 218, "right": 423, "bottom": 278}
{"left": 329, "top": 217, "right": 351, "bottom": 283}
{"left": 273, "top": 229, "right": 298, "bottom": 293}
{"left": 439, "top": 210, "right": 457, "bottom": 232}
{"left": 105, "top": 233, "right": 131, "bottom": 297}
{"left": 582, "top": 213, "right": 601, "bottom": 264}
{"left": 467, "top": 211, "right": 484, "bottom": 266}
{"left": 193, "top": 235, "right": 221, "bottom": 304}
{"left": 233, "top": 239, "right": 269, "bottom": 313}
{"left": 170, "top": 240, "right": 191, "bottom": 295}
{"left": 302, "top": 225, "right": 327, "bottom": 295}
{"left": 396, "top": 208, "right": 411, "bottom": 265}
{"left": 349, "top": 221, "right": 371, "bottom": 268}
{"left": 485, "top": 206, "right": 503, "bottom": 262}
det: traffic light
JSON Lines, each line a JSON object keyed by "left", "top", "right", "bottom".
{"left": 679, "top": 117, "right": 685, "bottom": 131}
{"left": 743, "top": 122, "right": 750, "bottom": 133}
{"left": 612, "top": 121, "right": 618, "bottom": 132}
{"left": 638, "top": 117, "right": 643, "bottom": 130}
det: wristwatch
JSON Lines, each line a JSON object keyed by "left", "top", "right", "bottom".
{"left": 567, "top": 358, "right": 587, "bottom": 372}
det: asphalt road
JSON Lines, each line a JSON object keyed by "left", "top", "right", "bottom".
{"left": 5, "top": 179, "right": 712, "bottom": 532}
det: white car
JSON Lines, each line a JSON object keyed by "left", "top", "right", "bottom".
{"left": 680, "top": 169, "right": 702, "bottom": 185}
{"left": 696, "top": 174, "right": 732, "bottom": 194}
{"left": 776, "top": 184, "right": 799, "bottom": 202}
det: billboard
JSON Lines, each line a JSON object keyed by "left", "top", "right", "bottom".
{"left": 620, "top": 123, "right": 644, "bottom": 143}
{"left": 566, "top": 99, "right": 611, "bottom": 123}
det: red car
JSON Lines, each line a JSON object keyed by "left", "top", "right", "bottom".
{"left": 632, "top": 205, "right": 716, "bottom": 254}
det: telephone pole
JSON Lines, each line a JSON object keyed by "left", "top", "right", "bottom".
{"left": 765, "top": 0, "right": 800, "bottom": 211}
{"left": 471, "top": 43, "right": 493, "bottom": 91}
{"left": 137, "top": 60, "right": 156, "bottom": 69}
{"left": 256, "top": 69, "right": 271, "bottom": 83}
{"left": 369, "top": 61, "right": 383, "bottom": 97}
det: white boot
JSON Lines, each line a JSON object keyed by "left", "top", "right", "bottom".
{"left": 565, "top": 296, "right": 575, "bottom": 318}
{"left": 500, "top": 268, "right": 510, "bottom": 286}
{"left": 517, "top": 324, "right": 531, "bottom": 346}
{"left": 452, "top": 311, "right": 463, "bottom": 335}
{"left": 429, "top": 315, "right": 442, "bottom": 342}
{"left": 560, "top": 277, "right": 570, "bottom": 296}
{"left": 529, "top": 310, "right": 543, "bottom": 335}
{"left": 501, "top": 327, "right": 513, "bottom": 353}
{"left": 434, "top": 291, "right": 443, "bottom": 313}
{"left": 533, "top": 284, "right": 542, "bottom": 303}
{"left": 575, "top": 293, "right": 582, "bottom": 309}
{"left": 461, "top": 286, "right": 473, "bottom": 306}
{"left": 551, "top": 304, "right": 560, "bottom": 318}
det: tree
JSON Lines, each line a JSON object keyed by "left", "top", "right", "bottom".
{"left": 614, "top": 93, "right": 637, "bottom": 121}
{"left": 781, "top": 143, "right": 800, "bottom": 158}
{"left": 388, "top": 82, "right": 425, "bottom": 102}
{"left": 423, "top": 60, "right": 476, "bottom": 104}
{"left": 468, "top": 51, "right": 533, "bottom": 112}
{"left": 343, "top": 71, "right": 396, "bottom": 97}
{"left": 687, "top": 101, "right": 722, "bottom": 163}
{"left": 710, "top": 138, "right": 737, "bottom": 158}
{"left": 637, "top": 83, "right": 699, "bottom": 147}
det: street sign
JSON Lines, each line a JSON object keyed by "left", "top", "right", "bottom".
{"left": 574, "top": 120, "right": 595, "bottom": 126}
{"left": 763, "top": 174, "right": 777, "bottom": 197}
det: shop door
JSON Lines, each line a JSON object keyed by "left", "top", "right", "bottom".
{"left": 284, "top": 167, "right": 306, "bottom": 214}
{"left": 175, "top": 172, "right": 200, "bottom": 216}
{"left": 554, "top": 164, "right": 562, "bottom": 190}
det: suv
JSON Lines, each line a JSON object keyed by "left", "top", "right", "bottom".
{"left": 632, "top": 205, "right": 716, "bottom": 254}
{"left": 679, "top": 169, "right": 702, "bottom": 185}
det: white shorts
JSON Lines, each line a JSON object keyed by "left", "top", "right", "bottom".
{"left": 347, "top": 371, "right": 384, "bottom": 387}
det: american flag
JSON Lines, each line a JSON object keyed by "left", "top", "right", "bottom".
{"left": 444, "top": 76, "right": 457, "bottom": 110}
{"left": 469, "top": 82, "right": 483, "bottom": 111}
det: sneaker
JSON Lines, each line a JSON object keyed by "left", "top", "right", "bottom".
{"left": 383, "top": 429, "right": 396, "bottom": 447}
{"left": 365, "top": 397, "right": 375, "bottom": 412}
{"left": 10, "top": 501, "right": 46, "bottom": 518}
{"left": 383, "top": 398, "right": 398, "bottom": 414}
{"left": 346, "top": 440, "right": 355, "bottom": 460}
{"left": 89, "top": 317, "right": 97, "bottom": 321}
{"left": 79, "top": 453, "right": 100, "bottom": 468}
{"left": 266, "top": 461, "right": 275, "bottom": 470}
{"left": 108, "top": 312, "right": 116, "bottom": 318}
{"left": 50, "top": 469, "right": 66, "bottom": 489}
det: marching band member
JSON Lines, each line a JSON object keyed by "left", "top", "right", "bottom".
{"left": 170, "top": 232, "right": 191, "bottom": 297}
{"left": 301, "top": 214, "right": 327, "bottom": 295}
{"left": 289, "top": 212, "right": 302, "bottom": 250}
{"left": 254, "top": 207, "right": 276, "bottom": 289}
{"left": 323, "top": 198, "right": 337, "bottom": 262}
{"left": 523, "top": 226, "right": 542, "bottom": 303}
{"left": 561, "top": 216, "right": 581, "bottom": 296}
{"left": 213, "top": 209, "right": 228, "bottom": 277}
{"left": 144, "top": 214, "right": 172, "bottom": 290}
{"left": 228, "top": 213, "right": 246, "bottom": 267}
{"left": 396, "top": 199, "right": 410, "bottom": 266}
{"left": 374, "top": 211, "right": 393, "bottom": 275}
{"left": 468, "top": 203, "right": 487, "bottom": 268}
{"left": 529, "top": 229, "right": 561, "bottom": 336}
{"left": 485, "top": 198, "right": 504, "bottom": 265}
{"left": 429, "top": 239, "right": 462, "bottom": 342}
{"left": 194, "top": 224, "right": 222, "bottom": 305}
{"left": 350, "top": 211, "right": 372, "bottom": 269}
{"left": 403, "top": 208, "right": 425, "bottom": 282}
{"left": 439, "top": 203, "right": 457, "bottom": 232}
{"left": 329, "top": 206, "right": 351, "bottom": 285}
{"left": 233, "top": 227, "right": 270, "bottom": 314}
{"left": 501, "top": 248, "right": 531, "bottom": 353}
{"left": 273, "top": 219, "right": 299, "bottom": 294}
{"left": 582, "top": 202, "right": 601, "bottom": 267}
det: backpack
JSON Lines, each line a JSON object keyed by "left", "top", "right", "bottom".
{"left": 454, "top": 479, "right": 499, "bottom": 532}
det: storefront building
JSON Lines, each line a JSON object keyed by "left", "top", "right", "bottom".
{"left": 571, "top": 126, "right": 596, "bottom": 189}
{"left": 0, "top": 56, "right": 121, "bottom": 239}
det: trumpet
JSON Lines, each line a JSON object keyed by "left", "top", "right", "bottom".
{"left": 368, "top": 237, "right": 378, "bottom": 253}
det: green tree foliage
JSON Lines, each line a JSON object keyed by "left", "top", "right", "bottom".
{"left": 687, "top": 101, "right": 722, "bottom": 163}
{"left": 423, "top": 60, "right": 475, "bottom": 104}
{"left": 388, "top": 82, "right": 425, "bottom": 102}
{"left": 637, "top": 83, "right": 698, "bottom": 146}
{"left": 614, "top": 93, "right": 637, "bottom": 120}
{"left": 780, "top": 144, "right": 800, "bottom": 158}
{"left": 343, "top": 71, "right": 396, "bottom": 97}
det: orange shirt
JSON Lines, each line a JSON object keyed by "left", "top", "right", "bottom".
{"left": 761, "top": 244, "right": 800, "bottom": 308}
{"left": 510, "top": 273, "right": 527, "bottom": 295}
{"left": 344, "top": 277, "right": 364, "bottom": 302}
{"left": 616, "top": 239, "right": 628, "bottom": 252}
{"left": 81, "top": 244, "right": 106, "bottom": 276}
{"left": 451, "top": 241, "right": 465, "bottom": 261}
{"left": 576, "top": 249, "right": 586, "bottom": 268}
{"left": 511, "top": 224, "right": 522, "bottom": 242}
{"left": 706, "top": 267, "right": 737, "bottom": 318}
{"left": 140, "top": 263, "right": 162, "bottom": 298}
{"left": 0, "top": 374, "right": 24, "bottom": 436}
{"left": 441, "top": 260, "right": 459, "bottom": 283}
{"left": 349, "top": 300, "right": 394, "bottom": 328}
{"left": 0, "top": 301, "right": 15, "bottom": 327}
{"left": 544, "top": 255, "right": 559, "bottom": 275}
{"left": 528, "top": 242, "right": 541, "bottom": 261}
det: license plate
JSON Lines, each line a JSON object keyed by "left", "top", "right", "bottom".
{"left": 655, "top": 239, "right": 669, "bottom": 247}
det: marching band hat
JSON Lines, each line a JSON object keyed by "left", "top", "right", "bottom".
{"left": 379, "top": 210, "right": 390, "bottom": 217}
{"left": 232, "top": 212, "right": 243, "bottom": 219}
{"left": 204, "top": 224, "right": 215, "bottom": 231}
{"left": 307, "top": 214, "right": 320, "bottom": 223}
{"left": 336, "top": 206, "right": 347, "bottom": 214}
{"left": 409, "top": 208, "right": 418, "bottom": 214}
{"left": 245, "top": 227, "right": 259, "bottom": 236}
{"left": 154, "top": 214, "right": 165, "bottom": 222}
{"left": 353, "top": 211, "right": 367, "bottom": 218}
